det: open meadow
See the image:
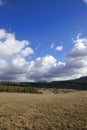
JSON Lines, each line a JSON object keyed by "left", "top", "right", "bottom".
{"left": 0, "top": 90, "right": 87, "bottom": 130}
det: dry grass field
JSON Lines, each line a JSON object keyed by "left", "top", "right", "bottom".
{"left": 0, "top": 90, "right": 87, "bottom": 130}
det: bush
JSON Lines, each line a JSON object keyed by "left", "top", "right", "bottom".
{"left": 0, "top": 85, "right": 41, "bottom": 94}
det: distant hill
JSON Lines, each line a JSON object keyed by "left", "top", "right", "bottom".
{"left": 50, "top": 76, "right": 87, "bottom": 90}
{"left": 75, "top": 76, "right": 87, "bottom": 81}
{"left": 0, "top": 76, "right": 87, "bottom": 90}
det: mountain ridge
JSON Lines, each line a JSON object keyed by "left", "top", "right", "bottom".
{"left": 0, "top": 76, "right": 87, "bottom": 90}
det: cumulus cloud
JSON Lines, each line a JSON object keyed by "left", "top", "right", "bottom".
{"left": 56, "top": 45, "right": 63, "bottom": 51}
{"left": 65, "top": 33, "right": 87, "bottom": 61}
{"left": 26, "top": 34, "right": 87, "bottom": 81}
{"left": 21, "top": 47, "right": 34, "bottom": 57}
{"left": 64, "top": 34, "right": 87, "bottom": 78}
{"left": 26, "top": 55, "right": 65, "bottom": 82}
{"left": 0, "top": 29, "right": 34, "bottom": 81}
{"left": 50, "top": 43, "right": 63, "bottom": 51}
{"left": 0, "top": 29, "right": 34, "bottom": 58}
{"left": 0, "top": 29, "right": 87, "bottom": 82}
{"left": 83, "top": 0, "right": 87, "bottom": 4}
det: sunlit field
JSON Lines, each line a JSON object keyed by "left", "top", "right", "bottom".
{"left": 0, "top": 90, "right": 87, "bottom": 130}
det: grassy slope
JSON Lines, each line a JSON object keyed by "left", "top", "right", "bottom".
{"left": 0, "top": 90, "right": 87, "bottom": 130}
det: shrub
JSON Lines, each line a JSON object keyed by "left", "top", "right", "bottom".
{"left": 0, "top": 85, "right": 41, "bottom": 94}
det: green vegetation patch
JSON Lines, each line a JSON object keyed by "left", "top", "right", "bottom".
{"left": 0, "top": 85, "right": 41, "bottom": 94}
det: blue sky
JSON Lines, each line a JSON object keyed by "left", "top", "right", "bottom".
{"left": 0, "top": 0, "right": 87, "bottom": 82}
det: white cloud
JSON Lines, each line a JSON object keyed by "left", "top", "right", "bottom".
{"left": 26, "top": 55, "right": 65, "bottom": 82}
{"left": 65, "top": 33, "right": 87, "bottom": 61}
{"left": 83, "top": 0, "right": 87, "bottom": 4}
{"left": 0, "top": 29, "right": 34, "bottom": 58}
{"left": 0, "top": 29, "right": 87, "bottom": 82}
{"left": 21, "top": 47, "right": 34, "bottom": 57}
{"left": 0, "top": 29, "right": 34, "bottom": 81}
{"left": 56, "top": 45, "right": 63, "bottom": 51}
{"left": 50, "top": 43, "right": 63, "bottom": 51}
{"left": 26, "top": 34, "right": 87, "bottom": 81}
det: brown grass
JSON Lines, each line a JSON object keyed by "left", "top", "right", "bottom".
{"left": 0, "top": 90, "right": 87, "bottom": 130}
